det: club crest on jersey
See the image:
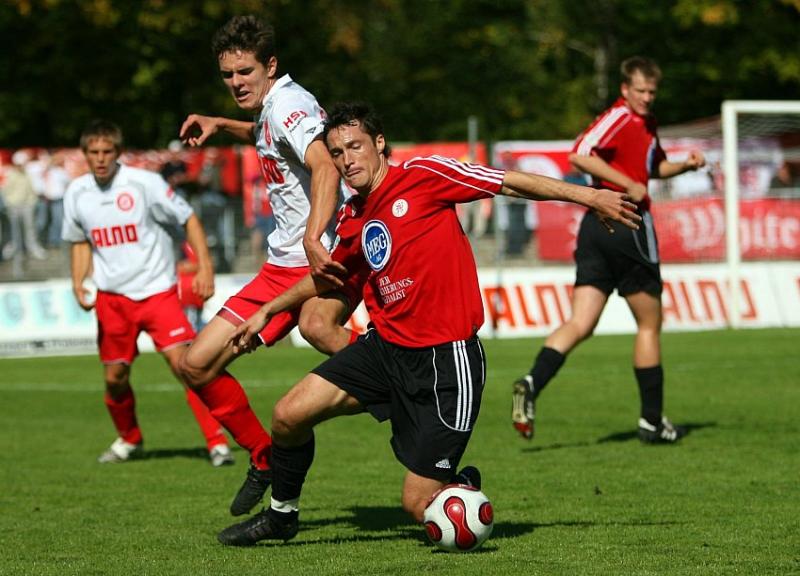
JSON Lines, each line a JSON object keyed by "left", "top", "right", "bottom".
{"left": 362, "top": 220, "right": 392, "bottom": 271}
{"left": 392, "top": 199, "right": 408, "bottom": 217}
{"left": 116, "top": 192, "right": 134, "bottom": 211}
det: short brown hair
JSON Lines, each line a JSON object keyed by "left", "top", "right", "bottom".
{"left": 80, "top": 119, "right": 123, "bottom": 152}
{"left": 212, "top": 15, "right": 276, "bottom": 65}
{"left": 621, "top": 56, "right": 662, "bottom": 85}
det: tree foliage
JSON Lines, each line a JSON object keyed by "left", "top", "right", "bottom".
{"left": 2, "top": 0, "right": 798, "bottom": 148}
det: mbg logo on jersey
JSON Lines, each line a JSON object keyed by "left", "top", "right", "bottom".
{"left": 362, "top": 220, "right": 392, "bottom": 271}
{"left": 116, "top": 192, "right": 134, "bottom": 212}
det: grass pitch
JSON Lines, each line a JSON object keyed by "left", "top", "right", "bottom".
{"left": 1, "top": 328, "right": 798, "bottom": 575}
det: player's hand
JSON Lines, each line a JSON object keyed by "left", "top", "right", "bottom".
{"left": 304, "top": 238, "right": 347, "bottom": 288}
{"left": 179, "top": 114, "right": 219, "bottom": 147}
{"left": 192, "top": 267, "right": 215, "bottom": 301}
{"left": 227, "top": 307, "right": 272, "bottom": 354}
{"left": 73, "top": 285, "right": 95, "bottom": 311}
{"left": 593, "top": 190, "right": 642, "bottom": 233}
{"left": 623, "top": 182, "right": 648, "bottom": 203}
{"left": 684, "top": 150, "right": 706, "bottom": 171}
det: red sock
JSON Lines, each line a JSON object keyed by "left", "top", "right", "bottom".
{"left": 195, "top": 372, "right": 271, "bottom": 469}
{"left": 104, "top": 389, "right": 143, "bottom": 445}
{"left": 185, "top": 388, "right": 227, "bottom": 450}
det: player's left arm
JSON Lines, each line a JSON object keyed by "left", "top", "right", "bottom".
{"left": 655, "top": 150, "right": 706, "bottom": 179}
{"left": 500, "top": 170, "right": 641, "bottom": 230}
{"left": 303, "top": 138, "right": 347, "bottom": 287}
{"left": 227, "top": 273, "right": 331, "bottom": 353}
{"left": 184, "top": 214, "right": 215, "bottom": 301}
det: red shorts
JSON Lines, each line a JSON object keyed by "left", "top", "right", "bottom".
{"left": 95, "top": 286, "right": 195, "bottom": 364}
{"left": 218, "top": 263, "right": 309, "bottom": 347}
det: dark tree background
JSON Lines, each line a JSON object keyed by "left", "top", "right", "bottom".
{"left": 2, "top": 0, "right": 799, "bottom": 149}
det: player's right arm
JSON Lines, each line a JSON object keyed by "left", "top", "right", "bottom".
{"left": 568, "top": 153, "right": 648, "bottom": 203}
{"left": 179, "top": 114, "right": 255, "bottom": 146}
{"left": 70, "top": 241, "right": 95, "bottom": 311}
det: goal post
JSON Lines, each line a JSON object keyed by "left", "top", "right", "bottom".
{"left": 722, "top": 100, "right": 800, "bottom": 327}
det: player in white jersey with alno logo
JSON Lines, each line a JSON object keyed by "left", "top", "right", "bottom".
{"left": 177, "top": 15, "right": 356, "bottom": 517}
{"left": 62, "top": 119, "right": 235, "bottom": 467}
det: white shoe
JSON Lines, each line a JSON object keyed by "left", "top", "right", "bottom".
{"left": 98, "top": 437, "right": 143, "bottom": 463}
{"left": 209, "top": 444, "right": 234, "bottom": 467}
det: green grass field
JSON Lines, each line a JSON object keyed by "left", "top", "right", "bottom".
{"left": 1, "top": 328, "right": 798, "bottom": 575}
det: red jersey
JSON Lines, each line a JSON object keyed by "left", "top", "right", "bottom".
{"left": 572, "top": 97, "right": 666, "bottom": 211}
{"left": 333, "top": 156, "right": 504, "bottom": 348}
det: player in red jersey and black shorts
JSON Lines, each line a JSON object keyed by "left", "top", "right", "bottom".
{"left": 214, "top": 102, "right": 641, "bottom": 546}
{"left": 511, "top": 56, "right": 706, "bottom": 444}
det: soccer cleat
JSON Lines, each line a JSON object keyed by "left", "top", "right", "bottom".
{"left": 512, "top": 375, "right": 536, "bottom": 440}
{"left": 230, "top": 464, "right": 272, "bottom": 516}
{"left": 209, "top": 444, "right": 235, "bottom": 467}
{"left": 97, "top": 437, "right": 143, "bottom": 463}
{"left": 637, "top": 416, "right": 686, "bottom": 444}
{"left": 217, "top": 508, "right": 298, "bottom": 546}
{"left": 452, "top": 465, "right": 482, "bottom": 490}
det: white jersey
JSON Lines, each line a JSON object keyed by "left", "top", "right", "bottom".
{"left": 254, "top": 74, "right": 344, "bottom": 267}
{"left": 62, "top": 164, "right": 193, "bottom": 300}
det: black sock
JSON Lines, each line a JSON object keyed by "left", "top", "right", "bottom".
{"left": 635, "top": 365, "right": 663, "bottom": 426}
{"left": 271, "top": 434, "right": 315, "bottom": 503}
{"left": 529, "top": 347, "right": 566, "bottom": 398}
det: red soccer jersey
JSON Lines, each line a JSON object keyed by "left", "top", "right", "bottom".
{"left": 572, "top": 97, "right": 666, "bottom": 211}
{"left": 332, "top": 156, "right": 505, "bottom": 347}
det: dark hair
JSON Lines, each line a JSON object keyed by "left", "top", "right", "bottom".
{"left": 212, "top": 15, "right": 276, "bottom": 64}
{"left": 80, "top": 119, "right": 123, "bottom": 151}
{"left": 323, "top": 102, "right": 391, "bottom": 158}
{"left": 621, "top": 56, "right": 662, "bottom": 84}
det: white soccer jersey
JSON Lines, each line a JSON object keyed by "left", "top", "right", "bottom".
{"left": 62, "top": 164, "right": 193, "bottom": 300}
{"left": 254, "top": 74, "right": 344, "bottom": 267}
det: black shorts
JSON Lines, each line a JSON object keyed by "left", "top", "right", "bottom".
{"left": 311, "top": 328, "right": 486, "bottom": 481}
{"left": 574, "top": 209, "right": 662, "bottom": 297}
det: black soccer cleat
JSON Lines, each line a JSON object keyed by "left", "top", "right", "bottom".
{"left": 217, "top": 508, "right": 299, "bottom": 547}
{"left": 637, "top": 416, "right": 686, "bottom": 444}
{"left": 512, "top": 375, "right": 536, "bottom": 440}
{"left": 452, "top": 465, "right": 482, "bottom": 490}
{"left": 230, "top": 464, "right": 272, "bottom": 516}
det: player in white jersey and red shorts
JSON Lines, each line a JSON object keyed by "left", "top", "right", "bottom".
{"left": 177, "top": 15, "right": 357, "bottom": 516}
{"left": 62, "top": 120, "right": 234, "bottom": 467}
{"left": 215, "top": 102, "right": 641, "bottom": 545}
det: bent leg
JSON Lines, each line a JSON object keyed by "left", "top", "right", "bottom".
{"left": 103, "top": 362, "right": 141, "bottom": 445}
{"left": 162, "top": 344, "right": 227, "bottom": 451}
{"left": 297, "top": 294, "right": 353, "bottom": 356}
{"left": 402, "top": 472, "right": 448, "bottom": 523}
{"left": 544, "top": 285, "right": 609, "bottom": 353}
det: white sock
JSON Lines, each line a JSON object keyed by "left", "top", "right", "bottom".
{"left": 270, "top": 497, "right": 299, "bottom": 514}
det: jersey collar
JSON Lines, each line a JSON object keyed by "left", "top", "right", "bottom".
{"left": 261, "top": 74, "right": 293, "bottom": 107}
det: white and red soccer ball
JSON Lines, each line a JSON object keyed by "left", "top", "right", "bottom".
{"left": 423, "top": 484, "right": 494, "bottom": 552}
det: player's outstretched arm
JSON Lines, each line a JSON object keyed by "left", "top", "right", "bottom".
{"left": 655, "top": 150, "right": 706, "bottom": 179}
{"left": 500, "top": 170, "right": 642, "bottom": 230}
{"left": 184, "top": 214, "right": 215, "bottom": 301}
{"left": 179, "top": 114, "right": 256, "bottom": 146}
{"left": 227, "top": 273, "right": 326, "bottom": 354}
{"left": 69, "top": 241, "right": 95, "bottom": 311}
{"left": 302, "top": 139, "right": 348, "bottom": 287}
{"left": 569, "top": 152, "right": 648, "bottom": 202}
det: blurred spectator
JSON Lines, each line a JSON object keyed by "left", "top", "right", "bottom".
{"left": 248, "top": 175, "right": 274, "bottom": 263}
{"left": 177, "top": 241, "right": 206, "bottom": 332}
{"left": 497, "top": 151, "right": 530, "bottom": 256}
{"left": 769, "top": 160, "right": 800, "bottom": 193}
{"left": 196, "top": 147, "right": 230, "bottom": 272}
{"left": 1, "top": 151, "right": 46, "bottom": 275}
{"left": 41, "top": 150, "right": 70, "bottom": 247}
{"left": 161, "top": 139, "right": 191, "bottom": 200}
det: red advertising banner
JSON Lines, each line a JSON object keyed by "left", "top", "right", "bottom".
{"left": 537, "top": 197, "right": 800, "bottom": 262}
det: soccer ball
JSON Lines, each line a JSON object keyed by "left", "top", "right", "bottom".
{"left": 423, "top": 484, "right": 494, "bottom": 552}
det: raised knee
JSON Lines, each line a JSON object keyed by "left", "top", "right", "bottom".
{"left": 179, "top": 354, "right": 210, "bottom": 389}
{"left": 298, "top": 313, "right": 330, "bottom": 349}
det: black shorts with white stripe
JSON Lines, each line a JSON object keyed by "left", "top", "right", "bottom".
{"left": 311, "top": 327, "right": 486, "bottom": 481}
{"left": 574, "top": 208, "right": 663, "bottom": 297}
